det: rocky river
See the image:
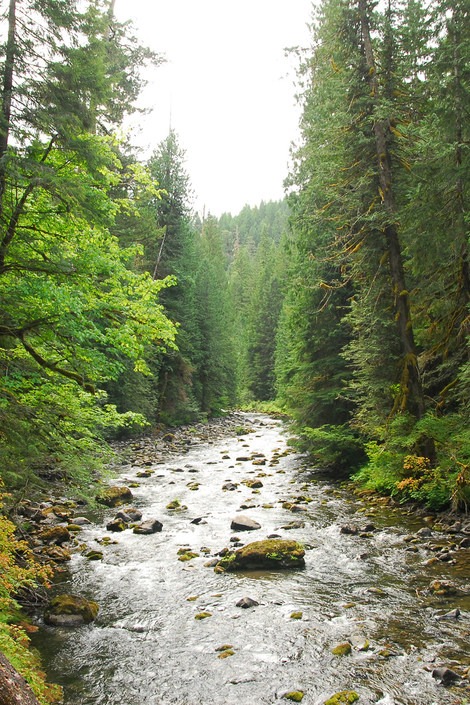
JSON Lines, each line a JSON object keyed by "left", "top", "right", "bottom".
{"left": 33, "top": 413, "right": 470, "bottom": 705}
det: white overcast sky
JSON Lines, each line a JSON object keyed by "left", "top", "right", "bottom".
{"left": 114, "top": 0, "right": 313, "bottom": 216}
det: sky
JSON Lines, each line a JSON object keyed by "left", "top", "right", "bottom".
{"left": 114, "top": 1, "right": 313, "bottom": 216}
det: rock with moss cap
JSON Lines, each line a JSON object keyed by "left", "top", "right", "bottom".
{"left": 217, "top": 539, "right": 305, "bottom": 571}
{"left": 324, "top": 691, "right": 359, "bottom": 705}
{"left": 284, "top": 691, "right": 304, "bottom": 702}
{"left": 44, "top": 594, "right": 99, "bottom": 626}
{"left": 96, "top": 486, "right": 133, "bottom": 507}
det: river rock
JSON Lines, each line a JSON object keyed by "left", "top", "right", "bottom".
{"left": 280, "top": 520, "right": 305, "bottom": 530}
{"left": 416, "top": 526, "right": 433, "bottom": 537}
{"left": 44, "top": 594, "right": 99, "bottom": 626}
{"left": 223, "top": 482, "right": 238, "bottom": 491}
{"left": 133, "top": 519, "right": 163, "bottom": 534}
{"left": 73, "top": 516, "right": 92, "bottom": 525}
{"left": 38, "top": 525, "right": 70, "bottom": 545}
{"left": 217, "top": 539, "right": 305, "bottom": 571}
{"left": 106, "top": 518, "right": 128, "bottom": 532}
{"left": 96, "top": 486, "right": 133, "bottom": 507}
{"left": 236, "top": 596, "right": 259, "bottom": 608}
{"left": 115, "top": 507, "right": 143, "bottom": 522}
{"left": 324, "top": 692, "right": 359, "bottom": 705}
{"left": 435, "top": 608, "right": 460, "bottom": 621}
{"left": 432, "top": 667, "right": 460, "bottom": 684}
{"left": 40, "top": 545, "right": 71, "bottom": 562}
{"left": 230, "top": 514, "right": 261, "bottom": 531}
{"left": 243, "top": 479, "right": 263, "bottom": 489}
{"left": 340, "top": 524, "right": 359, "bottom": 535}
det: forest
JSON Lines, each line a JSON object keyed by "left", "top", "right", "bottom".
{"left": 0, "top": 0, "right": 468, "bottom": 702}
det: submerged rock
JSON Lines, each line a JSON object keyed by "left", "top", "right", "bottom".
{"left": 230, "top": 514, "right": 261, "bottom": 531}
{"left": 435, "top": 608, "right": 460, "bottom": 621}
{"left": 44, "top": 594, "right": 99, "bottom": 626}
{"left": 217, "top": 539, "right": 305, "bottom": 571}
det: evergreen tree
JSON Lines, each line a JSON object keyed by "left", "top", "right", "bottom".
{"left": 193, "top": 216, "right": 236, "bottom": 414}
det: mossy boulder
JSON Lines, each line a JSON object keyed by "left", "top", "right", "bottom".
{"left": 217, "top": 539, "right": 305, "bottom": 571}
{"left": 96, "top": 486, "right": 133, "bottom": 507}
{"left": 324, "top": 691, "right": 359, "bottom": 705}
{"left": 38, "top": 525, "right": 71, "bottom": 545}
{"left": 44, "top": 594, "right": 99, "bottom": 627}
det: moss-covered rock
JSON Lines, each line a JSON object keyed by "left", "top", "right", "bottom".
{"left": 38, "top": 525, "right": 70, "bottom": 545}
{"left": 106, "top": 519, "right": 128, "bottom": 532}
{"left": 40, "top": 545, "right": 71, "bottom": 563}
{"left": 324, "top": 691, "right": 359, "bottom": 705}
{"left": 44, "top": 594, "right": 99, "bottom": 626}
{"left": 96, "top": 486, "right": 133, "bottom": 507}
{"left": 177, "top": 549, "right": 199, "bottom": 562}
{"left": 332, "top": 642, "right": 352, "bottom": 656}
{"left": 217, "top": 539, "right": 305, "bottom": 571}
{"left": 194, "top": 612, "right": 212, "bottom": 620}
{"left": 284, "top": 691, "right": 304, "bottom": 702}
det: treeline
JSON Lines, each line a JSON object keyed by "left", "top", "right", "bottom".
{"left": 276, "top": 0, "right": 469, "bottom": 511}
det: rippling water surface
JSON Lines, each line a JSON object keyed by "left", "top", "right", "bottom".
{"left": 35, "top": 414, "right": 470, "bottom": 705}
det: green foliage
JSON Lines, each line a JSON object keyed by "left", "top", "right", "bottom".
{"left": 295, "top": 424, "right": 366, "bottom": 474}
{"left": 353, "top": 413, "right": 470, "bottom": 509}
{"left": 0, "top": 0, "right": 176, "bottom": 489}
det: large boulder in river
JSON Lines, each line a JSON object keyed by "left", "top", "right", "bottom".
{"left": 44, "top": 594, "right": 99, "bottom": 627}
{"left": 230, "top": 514, "right": 261, "bottom": 531}
{"left": 217, "top": 539, "right": 305, "bottom": 571}
{"left": 96, "top": 486, "right": 133, "bottom": 507}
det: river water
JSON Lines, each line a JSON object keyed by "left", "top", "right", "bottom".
{"left": 35, "top": 414, "right": 469, "bottom": 705}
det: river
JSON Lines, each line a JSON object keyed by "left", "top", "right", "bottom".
{"left": 34, "top": 413, "right": 470, "bottom": 705}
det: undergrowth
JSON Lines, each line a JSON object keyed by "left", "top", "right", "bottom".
{"left": 0, "top": 483, "right": 62, "bottom": 703}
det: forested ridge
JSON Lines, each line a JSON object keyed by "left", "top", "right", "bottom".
{"left": 0, "top": 0, "right": 468, "bottom": 701}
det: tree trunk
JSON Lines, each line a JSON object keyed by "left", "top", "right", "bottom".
{"left": 0, "top": 652, "right": 41, "bottom": 705}
{"left": 0, "top": 0, "right": 16, "bottom": 216}
{"left": 358, "top": 0, "right": 426, "bottom": 421}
